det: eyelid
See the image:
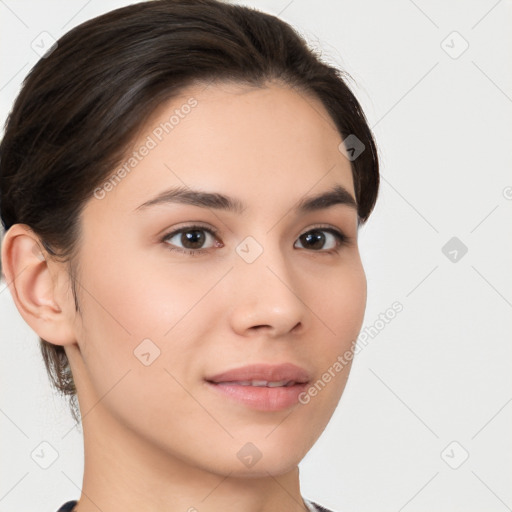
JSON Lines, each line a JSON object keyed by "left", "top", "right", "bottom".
{"left": 160, "top": 222, "right": 219, "bottom": 240}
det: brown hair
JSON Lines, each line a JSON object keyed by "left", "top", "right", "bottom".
{"left": 0, "top": 0, "right": 379, "bottom": 423}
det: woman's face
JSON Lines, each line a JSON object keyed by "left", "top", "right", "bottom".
{"left": 66, "top": 80, "right": 367, "bottom": 476}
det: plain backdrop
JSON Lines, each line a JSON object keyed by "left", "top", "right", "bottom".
{"left": 1, "top": 1, "right": 511, "bottom": 511}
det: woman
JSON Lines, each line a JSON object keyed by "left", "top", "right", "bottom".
{"left": 0, "top": 1, "right": 379, "bottom": 511}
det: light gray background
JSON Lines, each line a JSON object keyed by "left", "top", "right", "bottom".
{"left": 1, "top": 1, "right": 511, "bottom": 511}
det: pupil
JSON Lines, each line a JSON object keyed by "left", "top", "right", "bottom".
{"left": 182, "top": 230, "right": 205, "bottom": 249}
{"left": 302, "top": 230, "right": 325, "bottom": 250}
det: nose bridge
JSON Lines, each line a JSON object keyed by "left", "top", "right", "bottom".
{"left": 228, "top": 233, "right": 306, "bottom": 335}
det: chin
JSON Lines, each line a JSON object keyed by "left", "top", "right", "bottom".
{"left": 189, "top": 439, "right": 307, "bottom": 479}
{"left": 226, "top": 456, "right": 302, "bottom": 479}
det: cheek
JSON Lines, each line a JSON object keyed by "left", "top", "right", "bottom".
{"left": 81, "top": 246, "right": 215, "bottom": 340}
{"left": 307, "top": 261, "right": 366, "bottom": 394}
{"left": 74, "top": 260, "right": 209, "bottom": 439}
{"left": 337, "top": 264, "right": 367, "bottom": 338}
{"left": 74, "top": 250, "right": 222, "bottom": 398}
{"left": 312, "top": 260, "right": 367, "bottom": 351}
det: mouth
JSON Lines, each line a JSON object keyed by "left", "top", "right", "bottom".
{"left": 213, "top": 379, "right": 300, "bottom": 387}
{"left": 204, "top": 363, "right": 311, "bottom": 411}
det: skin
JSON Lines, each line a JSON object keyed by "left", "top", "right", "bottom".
{"left": 2, "top": 80, "right": 367, "bottom": 512}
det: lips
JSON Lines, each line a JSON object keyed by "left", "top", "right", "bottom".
{"left": 217, "top": 379, "right": 296, "bottom": 387}
{"left": 205, "top": 363, "right": 311, "bottom": 385}
{"left": 205, "top": 363, "right": 311, "bottom": 411}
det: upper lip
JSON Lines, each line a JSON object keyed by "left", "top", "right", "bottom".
{"left": 205, "top": 363, "right": 311, "bottom": 384}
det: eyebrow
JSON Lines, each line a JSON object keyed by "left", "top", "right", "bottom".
{"left": 134, "top": 184, "right": 357, "bottom": 214}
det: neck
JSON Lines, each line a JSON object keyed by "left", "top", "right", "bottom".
{"left": 71, "top": 402, "right": 308, "bottom": 512}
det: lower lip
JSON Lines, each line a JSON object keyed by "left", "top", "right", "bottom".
{"left": 205, "top": 381, "right": 308, "bottom": 411}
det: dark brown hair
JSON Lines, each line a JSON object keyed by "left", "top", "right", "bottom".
{"left": 0, "top": 0, "right": 379, "bottom": 423}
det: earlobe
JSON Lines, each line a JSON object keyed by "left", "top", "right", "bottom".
{"left": 1, "top": 224, "right": 76, "bottom": 346}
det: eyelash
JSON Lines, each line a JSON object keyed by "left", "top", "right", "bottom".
{"left": 161, "top": 223, "right": 349, "bottom": 257}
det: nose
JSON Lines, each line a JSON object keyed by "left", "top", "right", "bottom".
{"left": 227, "top": 242, "right": 306, "bottom": 338}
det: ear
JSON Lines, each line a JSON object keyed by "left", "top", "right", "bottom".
{"left": 1, "top": 224, "right": 77, "bottom": 346}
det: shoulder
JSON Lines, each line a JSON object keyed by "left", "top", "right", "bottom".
{"left": 55, "top": 500, "right": 78, "bottom": 512}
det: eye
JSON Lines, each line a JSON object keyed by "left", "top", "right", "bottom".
{"left": 161, "top": 224, "right": 349, "bottom": 256}
{"left": 162, "top": 225, "right": 221, "bottom": 256}
{"left": 294, "top": 226, "right": 348, "bottom": 254}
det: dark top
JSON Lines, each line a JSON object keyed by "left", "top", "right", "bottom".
{"left": 56, "top": 502, "right": 77, "bottom": 512}
{"left": 308, "top": 500, "right": 336, "bottom": 512}
{"left": 56, "top": 498, "right": 336, "bottom": 511}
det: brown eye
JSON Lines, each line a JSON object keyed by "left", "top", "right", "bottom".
{"left": 162, "top": 225, "right": 219, "bottom": 255}
{"left": 175, "top": 229, "right": 207, "bottom": 249}
{"left": 294, "top": 228, "right": 347, "bottom": 252}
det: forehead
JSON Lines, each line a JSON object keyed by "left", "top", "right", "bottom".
{"left": 85, "top": 80, "right": 355, "bottom": 218}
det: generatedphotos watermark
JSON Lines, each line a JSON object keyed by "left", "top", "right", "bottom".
{"left": 298, "top": 300, "right": 403, "bottom": 405}
{"left": 93, "top": 97, "right": 198, "bottom": 200}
